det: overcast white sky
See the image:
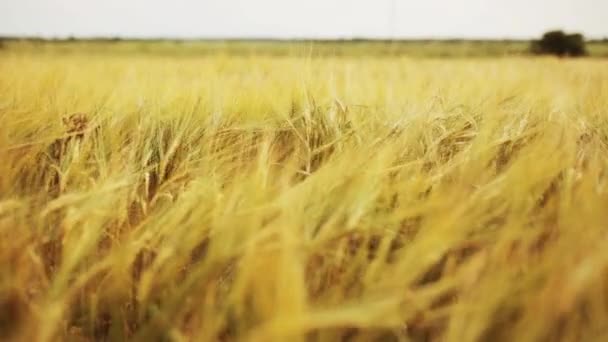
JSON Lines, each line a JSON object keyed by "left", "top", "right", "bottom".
{"left": 1, "top": 0, "right": 607, "bottom": 39}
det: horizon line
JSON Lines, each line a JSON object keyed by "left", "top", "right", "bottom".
{"left": 2, "top": 35, "right": 607, "bottom": 43}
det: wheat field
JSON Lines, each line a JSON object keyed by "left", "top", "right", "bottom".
{"left": 1, "top": 46, "right": 608, "bottom": 341}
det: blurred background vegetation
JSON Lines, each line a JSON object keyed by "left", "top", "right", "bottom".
{"left": 2, "top": 37, "right": 608, "bottom": 58}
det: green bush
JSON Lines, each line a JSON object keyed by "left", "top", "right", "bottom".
{"left": 531, "top": 30, "right": 587, "bottom": 57}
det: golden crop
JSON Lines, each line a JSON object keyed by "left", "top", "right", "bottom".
{"left": 1, "top": 46, "right": 608, "bottom": 341}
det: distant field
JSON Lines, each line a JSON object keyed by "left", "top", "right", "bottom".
{"left": 2, "top": 39, "right": 608, "bottom": 58}
{"left": 1, "top": 43, "right": 608, "bottom": 341}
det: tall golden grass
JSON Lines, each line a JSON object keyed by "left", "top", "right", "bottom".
{"left": 1, "top": 48, "right": 608, "bottom": 341}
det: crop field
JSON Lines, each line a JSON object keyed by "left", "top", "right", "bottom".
{"left": 1, "top": 42, "right": 608, "bottom": 341}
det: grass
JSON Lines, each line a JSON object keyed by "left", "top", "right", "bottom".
{"left": 1, "top": 43, "right": 608, "bottom": 341}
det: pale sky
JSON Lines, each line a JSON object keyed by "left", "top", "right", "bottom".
{"left": 1, "top": 0, "right": 607, "bottom": 39}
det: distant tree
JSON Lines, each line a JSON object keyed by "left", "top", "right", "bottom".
{"left": 531, "top": 30, "right": 587, "bottom": 57}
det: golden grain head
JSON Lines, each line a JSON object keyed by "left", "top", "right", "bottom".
{"left": 1, "top": 42, "right": 608, "bottom": 341}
